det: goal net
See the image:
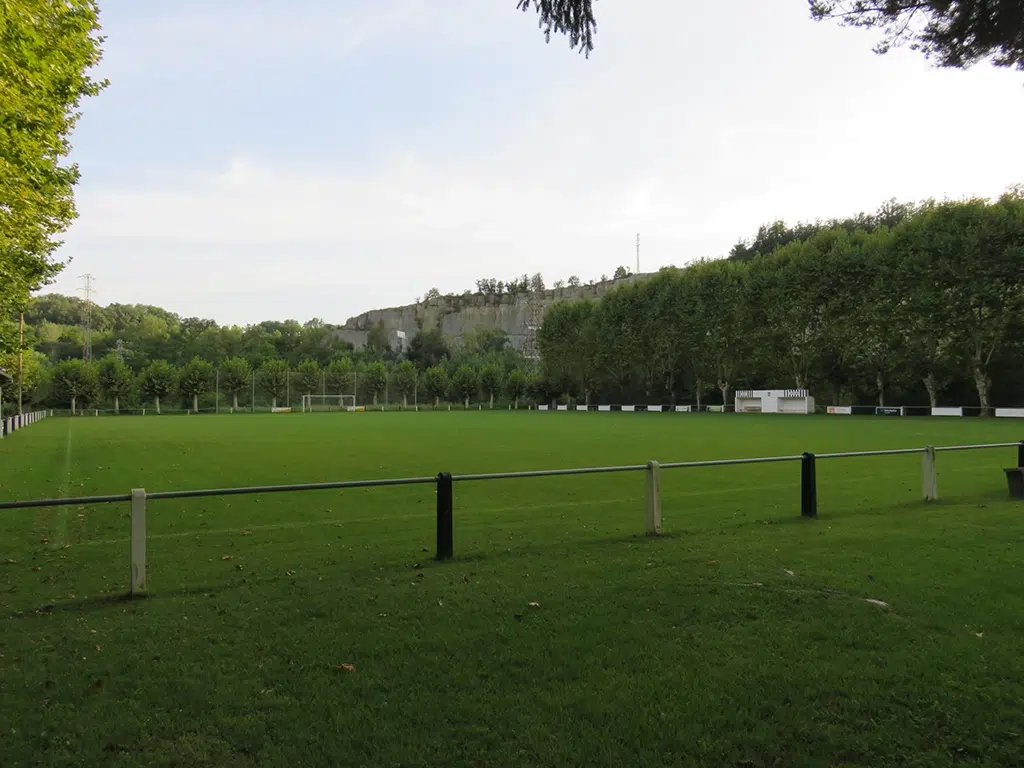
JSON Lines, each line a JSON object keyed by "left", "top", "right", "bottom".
{"left": 301, "top": 394, "right": 356, "bottom": 412}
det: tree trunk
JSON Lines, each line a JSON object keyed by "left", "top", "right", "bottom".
{"left": 372, "top": 393, "right": 378, "bottom": 406}
{"left": 972, "top": 364, "right": 991, "bottom": 416}
{"left": 514, "top": 395, "right": 519, "bottom": 409}
{"left": 155, "top": 395, "right": 161, "bottom": 415}
{"left": 114, "top": 396, "right": 119, "bottom": 415}
{"left": 71, "top": 396, "right": 77, "bottom": 415}
{"left": 402, "top": 394, "right": 408, "bottom": 408}
{"left": 489, "top": 392, "right": 494, "bottom": 409}
{"left": 233, "top": 393, "right": 239, "bottom": 411}
{"left": 192, "top": 394, "right": 199, "bottom": 412}
{"left": 464, "top": 397, "right": 469, "bottom": 409}
{"left": 876, "top": 372, "right": 885, "bottom": 407}
{"left": 719, "top": 382, "right": 730, "bottom": 411}
{"left": 923, "top": 373, "right": 938, "bottom": 409}
{"left": 271, "top": 397, "right": 277, "bottom": 408}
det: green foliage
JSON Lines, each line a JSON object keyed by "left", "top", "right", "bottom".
{"left": 451, "top": 364, "right": 479, "bottom": 407}
{"left": 325, "top": 358, "right": 354, "bottom": 395}
{"left": 139, "top": 360, "right": 177, "bottom": 411}
{"left": 408, "top": 328, "right": 449, "bottom": 372}
{"left": 219, "top": 357, "right": 252, "bottom": 409}
{"left": 365, "top": 321, "right": 390, "bottom": 360}
{"left": 98, "top": 356, "right": 134, "bottom": 410}
{"left": 179, "top": 357, "right": 214, "bottom": 410}
{"left": 478, "top": 364, "right": 503, "bottom": 407}
{"left": 391, "top": 361, "right": 417, "bottom": 405}
{"left": 296, "top": 358, "right": 321, "bottom": 395}
{"left": 811, "top": 0, "right": 1024, "bottom": 71}
{"left": 421, "top": 365, "right": 450, "bottom": 406}
{"left": 0, "top": 0, "right": 107, "bottom": 354}
{"left": 518, "top": 0, "right": 596, "bottom": 56}
{"left": 362, "top": 361, "right": 388, "bottom": 405}
{"left": 257, "top": 359, "right": 289, "bottom": 407}
{"left": 505, "top": 368, "right": 528, "bottom": 407}
{"left": 51, "top": 358, "right": 98, "bottom": 410}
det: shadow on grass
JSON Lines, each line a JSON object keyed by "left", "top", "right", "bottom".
{"left": 4, "top": 584, "right": 236, "bottom": 619}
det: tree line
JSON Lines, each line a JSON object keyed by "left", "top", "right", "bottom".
{"left": 536, "top": 191, "right": 1024, "bottom": 413}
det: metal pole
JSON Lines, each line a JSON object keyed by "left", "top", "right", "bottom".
{"left": 436, "top": 472, "right": 454, "bottom": 560}
{"left": 801, "top": 452, "right": 818, "bottom": 518}
{"left": 130, "top": 488, "right": 147, "bottom": 596}
{"left": 645, "top": 460, "right": 662, "bottom": 535}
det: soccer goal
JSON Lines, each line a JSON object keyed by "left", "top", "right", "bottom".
{"left": 301, "top": 394, "right": 356, "bottom": 412}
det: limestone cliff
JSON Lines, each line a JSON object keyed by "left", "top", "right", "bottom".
{"left": 339, "top": 273, "right": 654, "bottom": 350}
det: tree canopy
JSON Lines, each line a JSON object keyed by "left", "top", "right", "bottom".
{"left": 811, "top": 1, "right": 1024, "bottom": 70}
{"left": 520, "top": 0, "right": 1024, "bottom": 72}
{"left": 0, "top": 0, "right": 107, "bottom": 354}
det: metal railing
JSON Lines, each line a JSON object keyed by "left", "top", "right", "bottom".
{"left": 2, "top": 441, "right": 1022, "bottom": 597}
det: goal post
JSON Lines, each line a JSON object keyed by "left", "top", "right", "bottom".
{"left": 301, "top": 394, "right": 356, "bottom": 412}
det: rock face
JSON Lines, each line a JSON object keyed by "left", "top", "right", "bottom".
{"left": 339, "top": 273, "right": 654, "bottom": 350}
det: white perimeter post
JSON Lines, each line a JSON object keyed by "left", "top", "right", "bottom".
{"left": 645, "top": 460, "right": 662, "bottom": 535}
{"left": 922, "top": 445, "right": 938, "bottom": 501}
{"left": 131, "top": 488, "right": 147, "bottom": 596}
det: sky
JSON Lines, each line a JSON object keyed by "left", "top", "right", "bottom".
{"left": 49, "top": 0, "right": 1024, "bottom": 327}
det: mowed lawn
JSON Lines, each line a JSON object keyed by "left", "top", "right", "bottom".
{"left": 2, "top": 412, "right": 1024, "bottom": 767}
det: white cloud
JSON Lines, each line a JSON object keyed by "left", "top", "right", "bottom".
{"left": 54, "top": 0, "right": 1024, "bottom": 324}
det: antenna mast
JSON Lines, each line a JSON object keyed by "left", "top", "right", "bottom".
{"left": 79, "top": 273, "right": 95, "bottom": 361}
{"left": 636, "top": 233, "right": 640, "bottom": 274}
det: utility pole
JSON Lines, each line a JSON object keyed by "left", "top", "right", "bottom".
{"left": 635, "top": 233, "right": 640, "bottom": 274}
{"left": 79, "top": 273, "right": 95, "bottom": 361}
{"left": 17, "top": 312, "right": 24, "bottom": 414}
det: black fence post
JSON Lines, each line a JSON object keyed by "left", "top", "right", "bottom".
{"left": 801, "top": 452, "right": 818, "bottom": 518}
{"left": 436, "top": 472, "right": 454, "bottom": 561}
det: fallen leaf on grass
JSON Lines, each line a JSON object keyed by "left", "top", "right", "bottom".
{"left": 975, "top": 632, "right": 984, "bottom": 638}
{"left": 40, "top": 538, "right": 49, "bottom": 544}
{"left": 335, "top": 663, "right": 355, "bottom": 672}
{"left": 528, "top": 602, "right": 540, "bottom": 608}
{"left": 863, "top": 598, "right": 889, "bottom": 608}
{"left": 784, "top": 569, "right": 795, "bottom": 577}
{"left": 221, "top": 555, "right": 233, "bottom": 561}
{"left": 707, "top": 560, "right": 719, "bottom": 566}
{"left": 240, "top": 530, "right": 251, "bottom": 536}
{"left": 286, "top": 570, "right": 295, "bottom": 577}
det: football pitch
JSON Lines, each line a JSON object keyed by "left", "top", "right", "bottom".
{"left": 3, "top": 412, "right": 1024, "bottom": 767}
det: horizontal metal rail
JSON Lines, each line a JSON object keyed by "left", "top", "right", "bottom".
{"left": 661, "top": 455, "right": 803, "bottom": 469}
{"left": 816, "top": 448, "right": 925, "bottom": 459}
{"left": 146, "top": 475, "right": 436, "bottom": 501}
{"left": 453, "top": 464, "right": 647, "bottom": 481}
{"left": 0, "top": 441, "right": 1019, "bottom": 511}
{"left": 0, "top": 493, "right": 133, "bottom": 510}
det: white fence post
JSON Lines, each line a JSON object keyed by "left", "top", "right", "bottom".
{"left": 645, "top": 460, "right": 662, "bottom": 535}
{"left": 131, "top": 488, "right": 147, "bottom": 596}
{"left": 922, "top": 445, "right": 938, "bottom": 501}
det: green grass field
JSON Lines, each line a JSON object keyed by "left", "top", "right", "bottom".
{"left": 2, "top": 412, "right": 1024, "bottom": 767}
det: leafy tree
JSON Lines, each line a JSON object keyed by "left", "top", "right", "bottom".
{"left": 613, "top": 265, "right": 632, "bottom": 279}
{"left": 325, "top": 357, "right": 355, "bottom": 395}
{"left": 529, "top": 273, "right": 546, "bottom": 293}
{"left": 407, "top": 328, "right": 449, "bottom": 371}
{"left": 179, "top": 356, "right": 214, "bottom": 412}
{"left": 0, "top": 1, "right": 107, "bottom": 356}
{"left": 506, "top": 368, "right": 528, "bottom": 409}
{"left": 451, "top": 364, "right": 479, "bottom": 408}
{"left": 98, "top": 356, "right": 134, "bottom": 414}
{"left": 811, "top": 0, "right": 1024, "bottom": 71}
{"left": 567, "top": 275, "right": 581, "bottom": 287}
{"left": 139, "top": 360, "right": 177, "bottom": 414}
{"left": 362, "top": 361, "right": 388, "bottom": 405}
{"left": 518, "top": 0, "right": 596, "bottom": 55}
{"left": 296, "top": 358, "right": 321, "bottom": 396}
{"left": 421, "top": 365, "right": 450, "bottom": 407}
{"left": 479, "top": 363, "right": 503, "bottom": 408}
{"left": 365, "top": 320, "right": 390, "bottom": 359}
{"left": 424, "top": 287, "right": 441, "bottom": 302}
{"left": 219, "top": 357, "right": 252, "bottom": 411}
{"left": 52, "top": 359, "right": 98, "bottom": 413}
{"left": 258, "top": 359, "right": 289, "bottom": 409}
{"left": 391, "top": 360, "right": 418, "bottom": 407}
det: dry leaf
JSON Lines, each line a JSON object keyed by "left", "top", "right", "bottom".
{"left": 221, "top": 555, "right": 232, "bottom": 561}
{"left": 975, "top": 632, "right": 984, "bottom": 638}
{"left": 40, "top": 538, "right": 49, "bottom": 544}
{"left": 707, "top": 560, "right": 719, "bottom": 566}
{"left": 336, "top": 663, "right": 355, "bottom": 672}
{"left": 241, "top": 530, "right": 252, "bottom": 536}
{"left": 863, "top": 598, "right": 888, "bottom": 608}
{"left": 286, "top": 570, "right": 295, "bottom": 576}
{"left": 784, "top": 569, "right": 795, "bottom": 577}
{"left": 528, "top": 602, "right": 540, "bottom": 608}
